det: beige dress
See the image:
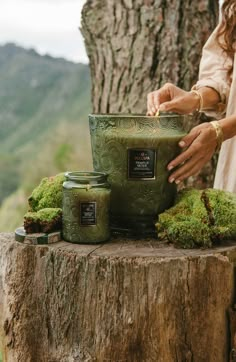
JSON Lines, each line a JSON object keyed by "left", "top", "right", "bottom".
{"left": 194, "top": 26, "right": 236, "bottom": 193}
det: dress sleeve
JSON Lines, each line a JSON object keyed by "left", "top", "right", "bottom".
{"left": 193, "top": 25, "right": 233, "bottom": 119}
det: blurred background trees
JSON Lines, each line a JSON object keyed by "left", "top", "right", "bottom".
{"left": 0, "top": 44, "right": 92, "bottom": 231}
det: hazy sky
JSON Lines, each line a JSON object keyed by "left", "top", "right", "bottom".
{"left": 0, "top": 0, "right": 222, "bottom": 64}
{"left": 0, "top": 0, "right": 88, "bottom": 63}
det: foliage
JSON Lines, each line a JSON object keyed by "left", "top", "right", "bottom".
{"left": 54, "top": 143, "right": 73, "bottom": 170}
{"left": 0, "top": 43, "right": 92, "bottom": 231}
{"left": 0, "top": 153, "right": 20, "bottom": 204}
{"left": 0, "top": 189, "right": 28, "bottom": 232}
{"left": 0, "top": 43, "right": 91, "bottom": 154}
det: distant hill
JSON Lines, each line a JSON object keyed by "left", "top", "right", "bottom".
{"left": 0, "top": 43, "right": 92, "bottom": 224}
{"left": 0, "top": 43, "right": 91, "bottom": 154}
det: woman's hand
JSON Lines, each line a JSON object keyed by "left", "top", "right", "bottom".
{"left": 147, "top": 83, "right": 200, "bottom": 115}
{"left": 167, "top": 123, "right": 218, "bottom": 184}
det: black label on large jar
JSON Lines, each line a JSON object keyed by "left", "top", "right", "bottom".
{"left": 128, "top": 149, "right": 156, "bottom": 180}
{"left": 80, "top": 202, "right": 97, "bottom": 226}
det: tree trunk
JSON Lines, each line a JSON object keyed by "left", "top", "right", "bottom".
{"left": 81, "top": 0, "right": 219, "bottom": 188}
{"left": 0, "top": 233, "right": 236, "bottom": 361}
{"left": 81, "top": 0, "right": 219, "bottom": 114}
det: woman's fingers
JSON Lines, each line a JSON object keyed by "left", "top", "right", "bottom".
{"left": 147, "top": 84, "right": 200, "bottom": 115}
{"left": 147, "top": 92, "right": 155, "bottom": 115}
{"left": 171, "top": 161, "right": 206, "bottom": 184}
{"left": 168, "top": 154, "right": 204, "bottom": 183}
{"left": 167, "top": 143, "right": 200, "bottom": 173}
{"left": 159, "top": 94, "right": 200, "bottom": 114}
{"left": 159, "top": 99, "right": 186, "bottom": 113}
{"left": 153, "top": 91, "right": 161, "bottom": 111}
{"left": 178, "top": 128, "right": 201, "bottom": 148}
{"left": 168, "top": 132, "right": 201, "bottom": 171}
{"left": 167, "top": 123, "right": 217, "bottom": 183}
{"left": 147, "top": 92, "right": 158, "bottom": 115}
{"left": 147, "top": 84, "right": 175, "bottom": 115}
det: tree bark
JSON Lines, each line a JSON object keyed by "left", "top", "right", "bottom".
{"left": 81, "top": 0, "right": 219, "bottom": 188}
{"left": 81, "top": 0, "right": 219, "bottom": 114}
{"left": 0, "top": 233, "right": 236, "bottom": 361}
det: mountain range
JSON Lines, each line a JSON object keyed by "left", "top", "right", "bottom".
{"left": 0, "top": 43, "right": 92, "bottom": 231}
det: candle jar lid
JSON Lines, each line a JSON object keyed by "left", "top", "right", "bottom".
{"left": 63, "top": 171, "right": 109, "bottom": 189}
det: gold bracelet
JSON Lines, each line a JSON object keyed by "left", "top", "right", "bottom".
{"left": 210, "top": 121, "right": 224, "bottom": 152}
{"left": 190, "top": 90, "right": 204, "bottom": 112}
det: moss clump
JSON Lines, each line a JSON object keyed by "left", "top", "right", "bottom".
{"left": 156, "top": 188, "right": 236, "bottom": 248}
{"left": 24, "top": 208, "right": 62, "bottom": 233}
{"left": 24, "top": 173, "right": 65, "bottom": 234}
{"left": 28, "top": 174, "right": 65, "bottom": 211}
{"left": 25, "top": 208, "right": 62, "bottom": 222}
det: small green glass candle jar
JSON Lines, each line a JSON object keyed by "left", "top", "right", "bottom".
{"left": 62, "top": 172, "right": 111, "bottom": 244}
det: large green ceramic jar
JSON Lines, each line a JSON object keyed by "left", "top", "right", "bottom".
{"left": 89, "top": 113, "right": 189, "bottom": 235}
{"left": 62, "top": 172, "right": 111, "bottom": 244}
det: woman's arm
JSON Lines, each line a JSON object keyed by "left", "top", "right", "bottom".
{"left": 147, "top": 25, "right": 233, "bottom": 116}
{"left": 167, "top": 115, "right": 236, "bottom": 184}
{"left": 219, "top": 115, "right": 236, "bottom": 140}
{"left": 146, "top": 25, "right": 235, "bottom": 184}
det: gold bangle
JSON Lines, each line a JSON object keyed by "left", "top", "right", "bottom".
{"left": 210, "top": 121, "right": 224, "bottom": 153}
{"left": 190, "top": 90, "right": 203, "bottom": 112}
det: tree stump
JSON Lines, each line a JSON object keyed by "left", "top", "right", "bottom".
{"left": 0, "top": 232, "right": 235, "bottom": 362}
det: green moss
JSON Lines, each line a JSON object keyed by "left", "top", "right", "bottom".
{"left": 24, "top": 211, "right": 38, "bottom": 221}
{"left": 161, "top": 188, "right": 209, "bottom": 224}
{"left": 28, "top": 173, "right": 65, "bottom": 211}
{"left": 205, "top": 189, "right": 236, "bottom": 225}
{"left": 37, "top": 208, "right": 62, "bottom": 221}
{"left": 167, "top": 220, "right": 212, "bottom": 248}
{"left": 156, "top": 188, "right": 236, "bottom": 248}
{"left": 24, "top": 208, "right": 62, "bottom": 233}
{"left": 24, "top": 208, "right": 62, "bottom": 222}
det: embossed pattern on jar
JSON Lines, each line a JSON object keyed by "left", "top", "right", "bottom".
{"left": 89, "top": 113, "right": 190, "bottom": 235}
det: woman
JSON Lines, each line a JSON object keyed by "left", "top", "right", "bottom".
{"left": 147, "top": 0, "right": 236, "bottom": 193}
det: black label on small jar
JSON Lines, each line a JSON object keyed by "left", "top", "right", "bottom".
{"left": 80, "top": 202, "right": 97, "bottom": 226}
{"left": 128, "top": 149, "right": 156, "bottom": 180}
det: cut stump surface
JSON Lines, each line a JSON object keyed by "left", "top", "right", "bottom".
{"left": 0, "top": 233, "right": 235, "bottom": 362}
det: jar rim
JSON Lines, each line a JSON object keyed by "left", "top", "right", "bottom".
{"left": 89, "top": 112, "right": 192, "bottom": 119}
{"left": 64, "top": 171, "right": 108, "bottom": 183}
